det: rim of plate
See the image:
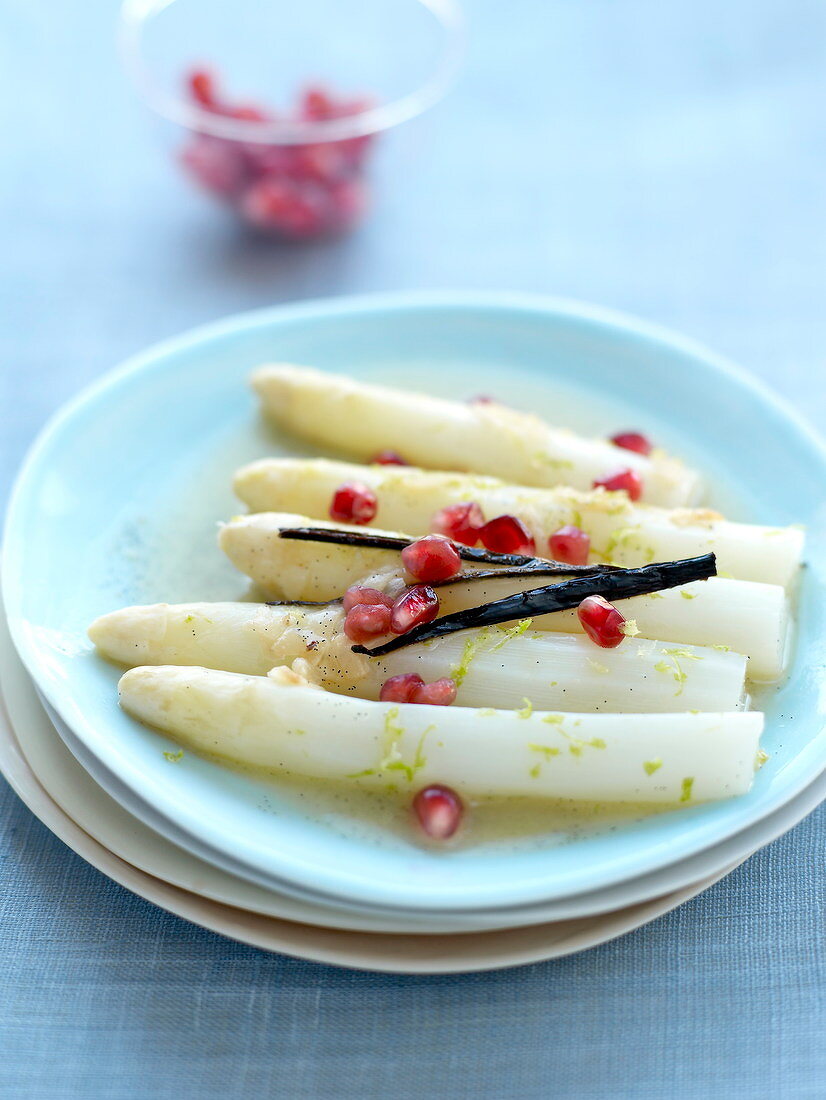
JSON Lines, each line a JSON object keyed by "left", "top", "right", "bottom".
{"left": 3, "top": 290, "right": 826, "bottom": 913}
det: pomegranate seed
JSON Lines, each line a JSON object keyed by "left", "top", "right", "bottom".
{"left": 611, "top": 431, "right": 653, "bottom": 456}
{"left": 342, "top": 586, "right": 394, "bottom": 613}
{"left": 343, "top": 604, "right": 392, "bottom": 643}
{"left": 577, "top": 595, "right": 627, "bottom": 648}
{"left": 179, "top": 70, "right": 373, "bottom": 239}
{"left": 180, "top": 137, "right": 246, "bottom": 198}
{"left": 329, "top": 481, "right": 378, "bottom": 525}
{"left": 431, "top": 501, "right": 485, "bottom": 546}
{"left": 390, "top": 585, "right": 440, "bottom": 635}
{"left": 189, "top": 68, "right": 217, "bottom": 108}
{"left": 413, "top": 785, "right": 464, "bottom": 840}
{"left": 301, "top": 85, "right": 337, "bottom": 120}
{"left": 370, "top": 450, "right": 407, "bottom": 466}
{"left": 410, "top": 678, "right": 457, "bottom": 706}
{"left": 480, "top": 514, "right": 536, "bottom": 556}
{"left": 401, "top": 536, "right": 462, "bottom": 583}
{"left": 548, "top": 525, "right": 591, "bottom": 567}
{"left": 241, "top": 178, "right": 331, "bottom": 238}
{"left": 593, "top": 468, "right": 643, "bottom": 502}
{"left": 379, "top": 674, "right": 425, "bottom": 703}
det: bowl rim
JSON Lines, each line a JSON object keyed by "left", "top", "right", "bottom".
{"left": 118, "top": 0, "right": 466, "bottom": 144}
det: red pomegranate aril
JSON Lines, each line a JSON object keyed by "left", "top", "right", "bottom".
{"left": 180, "top": 137, "right": 246, "bottom": 199}
{"left": 390, "top": 585, "right": 440, "bottom": 635}
{"left": 413, "top": 785, "right": 464, "bottom": 840}
{"left": 329, "top": 481, "right": 378, "bottom": 525}
{"left": 342, "top": 585, "right": 394, "bottom": 613}
{"left": 370, "top": 450, "right": 408, "bottom": 466}
{"left": 379, "top": 674, "right": 424, "bottom": 703}
{"left": 593, "top": 468, "right": 643, "bottom": 502}
{"left": 241, "top": 177, "right": 330, "bottom": 238}
{"left": 480, "top": 514, "right": 536, "bottom": 556}
{"left": 431, "top": 501, "right": 485, "bottom": 546}
{"left": 343, "top": 603, "right": 392, "bottom": 644}
{"left": 401, "top": 535, "right": 462, "bottom": 584}
{"left": 548, "top": 525, "right": 591, "bottom": 567}
{"left": 410, "top": 678, "right": 457, "bottom": 707}
{"left": 577, "top": 595, "right": 627, "bottom": 649}
{"left": 189, "top": 68, "right": 217, "bottom": 108}
{"left": 182, "top": 70, "right": 376, "bottom": 239}
{"left": 610, "top": 431, "right": 653, "bottom": 456}
{"left": 301, "top": 85, "right": 337, "bottom": 120}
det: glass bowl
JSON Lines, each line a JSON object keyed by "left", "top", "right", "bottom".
{"left": 119, "top": 0, "right": 464, "bottom": 239}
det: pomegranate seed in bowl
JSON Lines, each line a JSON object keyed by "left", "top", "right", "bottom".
{"left": 379, "top": 673, "right": 425, "bottom": 703}
{"left": 610, "top": 431, "right": 653, "bottom": 456}
{"left": 390, "top": 585, "right": 440, "bottom": 634}
{"left": 413, "top": 785, "right": 464, "bottom": 840}
{"left": 342, "top": 585, "right": 394, "bottom": 613}
{"left": 343, "top": 603, "right": 392, "bottom": 643}
{"left": 431, "top": 501, "right": 485, "bottom": 546}
{"left": 401, "top": 535, "right": 462, "bottom": 583}
{"left": 480, "top": 514, "right": 536, "bottom": 556}
{"left": 178, "top": 70, "right": 378, "bottom": 239}
{"left": 329, "top": 481, "right": 378, "bottom": 524}
{"left": 577, "top": 595, "right": 627, "bottom": 648}
{"left": 548, "top": 525, "right": 591, "bottom": 566}
{"left": 592, "top": 468, "right": 643, "bottom": 502}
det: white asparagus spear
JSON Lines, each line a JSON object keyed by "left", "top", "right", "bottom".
{"left": 251, "top": 364, "right": 702, "bottom": 507}
{"left": 219, "top": 513, "right": 790, "bottom": 679}
{"left": 91, "top": 602, "right": 750, "bottom": 713}
{"left": 119, "top": 664, "right": 764, "bottom": 803}
{"left": 233, "top": 458, "right": 804, "bottom": 588}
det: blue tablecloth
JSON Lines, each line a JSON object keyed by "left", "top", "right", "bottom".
{"left": 2, "top": 1, "right": 824, "bottom": 1095}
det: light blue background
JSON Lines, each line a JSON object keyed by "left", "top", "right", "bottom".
{"left": 2, "top": 1, "right": 824, "bottom": 1096}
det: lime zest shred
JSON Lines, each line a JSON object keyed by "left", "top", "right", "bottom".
{"left": 491, "top": 618, "right": 533, "bottom": 650}
{"left": 655, "top": 648, "right": 700, "bottom": 696}
{"left": 712, "top": 644, "right": 731, "bottom": 652}
{"left": 680, "top": 776, "right": 695, "bottom": 802}
{"left": 680, "top": 590, "right": 696, "bottom": 600}
{"left": 603, "top": 525, "right": 642, "bottom": 560}
{"left": 476, "top": 708, "right": 497, "bottom": 717}
{"left": 345, "top": 768, "right": 377, "bottom": 779}
{"left": 542, "top": 713, "right": 564, "bottom": 725}
{"left": 587, "top": 657, "right": 610, "bottom": 674}
{"left": 516, "top": 698, "right": 533, "bottom": 719}
{"left": 756, "top": 749, "right": 769, "bottom": 768}
{"left": 450, "top": 619, "right": 532, "bottom": 686}
{"left": 527, "top": 742, "right": 561, "bottom": 775}
{"left": 376, "top": 711, "right": 431, "bottom": 783}
{"left": 619, "top": 619, "right": 640, "bottom": 637}
{"left": 163, "top": 749, "right": 184, "bottom": 763}
{"left": 528, "top": 743, "right": 561, "bottom": 759}
{"left": 643, "top": 758, "right": 663, "bottom": 776}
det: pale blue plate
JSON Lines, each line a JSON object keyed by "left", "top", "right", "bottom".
{"left": 4, "top": 291, "right": 826, "bottom": 913}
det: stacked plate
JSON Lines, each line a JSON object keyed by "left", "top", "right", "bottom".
{"left": 3, "top": 293, "right": 825, "bottom": 973}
